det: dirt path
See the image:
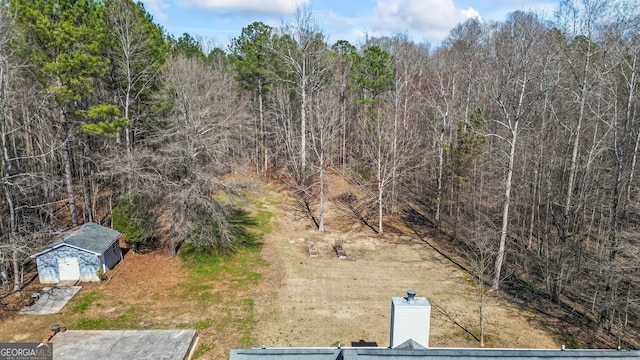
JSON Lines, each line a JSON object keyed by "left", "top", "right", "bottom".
{"left": 252, "top": 178, "right": 559, "bottom": 348}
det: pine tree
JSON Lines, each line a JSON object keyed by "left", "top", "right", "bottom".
{"left": 11, "top": 0, "right": 110, "bottom": 226}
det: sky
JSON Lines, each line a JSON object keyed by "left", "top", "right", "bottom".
{"left": 139, "top": 0, "right": 559, "bottom": 48}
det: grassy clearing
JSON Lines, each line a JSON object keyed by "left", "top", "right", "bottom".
{"left": 218, "top": 191, "right": 276, "bottom": 235}
{"left": 173, "top": 192, "right": 275, "bottom": 358}
{"left": 181, "top": 240, "right": 268, "bottom": 287}
{"left": 71, "top": 291, "right": 100, "bottom": 314}
{"left": 176, "top": 244, "right": 268, "bottom": 358}
{"left": 252, "top": 208, "right": 273, "bottom": 234}
{"left": 72, "top": 307, "right": 144, "bottom": 330}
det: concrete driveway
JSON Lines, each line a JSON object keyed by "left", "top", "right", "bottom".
{"left": 52, "top": 330, "right": 198, "bottom": 360}
{"left": 21, "top": 286, "right": 82, "bottom": 315}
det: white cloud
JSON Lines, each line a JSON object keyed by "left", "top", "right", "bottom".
{"left": 373, "top": 0, "right": 479, "bottom": 44}
{"left": 461, "top": 7, "right": 480, "bottom": 19}
{"left": 141, "top": 0, "right": 170, "bottom": 23}
{"left": 326, "top": 10, "right": 351, "bottom": 29}
{"left": 459, "top": 0, "right": 558, "bottom": 22}
{"left": 320, "top": 10, "right": 366, "bottom": 44}
{"left": 180, "top": 0, "right": 309, "bottom": 14}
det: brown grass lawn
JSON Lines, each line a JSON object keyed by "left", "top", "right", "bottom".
{"left": 0, "top": 172, "right": 560, "bottom": 359}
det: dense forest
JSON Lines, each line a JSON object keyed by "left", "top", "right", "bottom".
{"left": 1, "top": 0, "right": 639, "bottom": 348}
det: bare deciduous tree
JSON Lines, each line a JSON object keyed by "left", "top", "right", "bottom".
{"left": 274, "top": 6, "right": 330, "bottom": 180}
{"left": 132, "top": 55, "right": 251, "bottom": 256}
{"left": 308, "top": 81, "right": 340, "bottom": 232}
{"left": 105, "top": 0, "right": 166, "bottom": 153}
{"left": 487, "top": 11, "right": 547, "bottom": 289}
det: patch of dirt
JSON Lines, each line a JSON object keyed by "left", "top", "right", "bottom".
{"left": 251, "top": 178, "right": 559, "bottom": 349}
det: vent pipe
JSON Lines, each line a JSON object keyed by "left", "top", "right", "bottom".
{"left": 406, "top": 290, "right": 416, "bottom": 303}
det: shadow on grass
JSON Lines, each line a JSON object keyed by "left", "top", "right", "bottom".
{"left": 501, "top": 275, "right": 591, "bottom": 349}
{"left": 336, "top": 192, "right": 379, "bottom": 234}
{"left": 179, "top": 205, "right": 272, "bottom": 286}
{"left": 180, "top": 206, "right": 267, "bottom": 260}
{"left": 402, "top": 206, "right": 435, "bottom": 229}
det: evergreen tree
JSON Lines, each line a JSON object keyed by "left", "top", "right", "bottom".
{"left": 229, "top": 22, "right": 275, "bottom": 174}
{"left": 351, "top": 45, "right": 397, "bottom": 234}
{"left": 11, "top": 0, "right": 111, "bottom": 226}
{"left": 104, "top": 0, "right": 168, "bottom": 151}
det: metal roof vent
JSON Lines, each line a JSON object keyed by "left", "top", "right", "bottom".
{"left": 390, "top": 290, "right": 431, "bottom": 348}
{"left": 406, "top": 290, "right": 416, "bottom": 303}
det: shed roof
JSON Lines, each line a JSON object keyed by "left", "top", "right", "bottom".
{"left": 32, "top": 222, "right": 121, "bottom": 257}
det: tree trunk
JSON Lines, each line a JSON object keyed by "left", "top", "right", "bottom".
{"left": 390, "top": 81, "right": 399, "bottom": 214}
{"left": 81, "top": 154, "right": 93, "bottom": 223}
{"left": 479, "top": 279, "right": 485, "bottom": 347}
{"left": 0, "top": 26, "right": 11, "bottom": 286}
{"left": 341, "top": 82, "right": 347, "bottom": 171}
{"left": 168, "top": 239, "right": 176, "bottom": 257}
{"left": 259, "top": 80, "right": 267, "bottom": 175}
{"left": 0, "top": 252, "right": 8, "bottom": 286}
{"left": 435, "top": 126, "right": 445, "bottom": 226}
{"left": 622, "top": 55, "right": 637, "bottom": 218}
{"left": 2, "top": 83, "right": 20, "bottom": 290}
{"left": 12, "top": 247, "right": 19, "bottom": 291}
{"left": 124, "top": 85, "right": 132, "bottom": 154}
{"left": 492, "top": 125, "right": 518, "bottom": 289}
{"left": 377, "top": 129, "right": 384, "bottom": 234}
{"left": 564, "top": 46, "right": 591, "bottom": 219}
{"left": 63, "top": 140, "right": 78, "bottom": 227}
{"left": 608, "top": 104, "right": 632, "bottom": 261}
{"left": 300, "top": 61, "right": 307, "bottom": 178}
{"left": 319, "top": 155, "right": 324, "bottom": 232}
{"left": 492, "top": 59, "right": 528, "bottom": 289}
{"left": 626, "top": 119, "right": 640, "bottom": 217}
{"left": 61, "top": 116, "right": 78, "bottom": 226}
{"left": 378, "top": 178, "right": 384, "bottom": 235}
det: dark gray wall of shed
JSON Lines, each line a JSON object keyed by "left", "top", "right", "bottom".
{"left": 101, "top": 241, "right": 122, "bottom": 270}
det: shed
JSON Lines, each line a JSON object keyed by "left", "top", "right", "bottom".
{"left": 31, "top": 222, "right": 123, "bottom": 283}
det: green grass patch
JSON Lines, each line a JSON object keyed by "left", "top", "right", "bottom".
{"left": 71, "top": 291, "right": 99, "bottom": 314}
{"left": 193, "top": 318, "right": 216, "bottom": 331}
{"left": 184, "top": 247, "right": 267, "bottom": 285}
{"left": 238, "top": 298, "right": 257, "bottom": 347}
{"left": 176, "top": 318, "right": 216, "bottom": 331}
{"left": 176, "top": 282, "right": 221, "bottom": 303}
{"left": 252, "top": 208, "right": 273, "bottom": 234}
{"left": 219, "top": 192, "right": 276, "bottom": 235}
{"left": 181, "top": 201, "right": 271, "bottom": 282}
{"left": 176, "top": 192, "right": 274, "bottom": 352}
{"left": 214, "top": 297, "right": 256, "bottom": 347}
{"left": 183, "top": 283, "right": 214, "bottom": 292}
{"left": 192, "top": 343, "right": 212, "bottom": 359}
{"left": 72, "top": 307, "right": 143, "bottom": 330}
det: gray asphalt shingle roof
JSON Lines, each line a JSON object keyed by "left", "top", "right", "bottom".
{"left": 230, "top": 347, "right": 640, "bottom": 360}
{"left": 34, "top": 222, "right": 121, "bottom": 256}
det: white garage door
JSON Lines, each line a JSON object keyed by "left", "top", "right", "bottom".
{"left": 58, "top": 257, "right": 80, "bottom": 281}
